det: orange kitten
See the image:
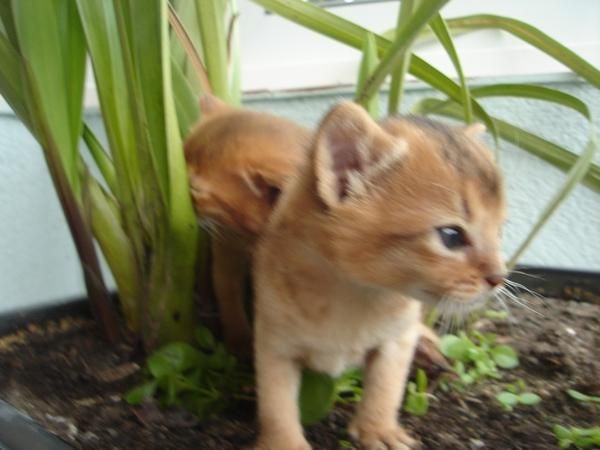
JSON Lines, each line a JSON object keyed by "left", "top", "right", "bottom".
{"left": 184, "top": 95, "right": 310, "bottom": 356}
{"left": 253, "top": 102, "right": 506, "bottom": 450}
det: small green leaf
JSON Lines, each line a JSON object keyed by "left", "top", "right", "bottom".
{"left": 195, "top": 327, "right": 216, "bottom": 350}
{"left": 491, "top": 345, "right": 519, "bottom": 369}
{"left": 496, "top": 391, "right": 519, "bottom": 410}
{"left": 553, "top": 425, "right": 571, "bottom": 440}
{"left": 299, "top": 369, "right": 337, "bottom": 425}
{"left": 403, "top": 391, "right": 429, "bottom": 416}
{"left": 416, "top": 368, "right": 428, "bottom": 392}
{"left": 125, "top": 381, "right": 157, "bottom": 405}
{"left": 567, "top": 389, "right": 600, "bottom": 404}
{"left": 484, "top": 310, "right": 509, "bottom": 320}
{"left": 467, "top": 346, "right": 486, "bottom": 362}
{"left": 440, "top": 334, "right": 470, "bottom": 362}
{"left": 460, "top": 372, "right": 475, "bottom": 385}
{"left": 519, "top": 392, "right": 542, "bottom": 405}
{"left": 147, "top": 342, "right": 203, "bottom": 378}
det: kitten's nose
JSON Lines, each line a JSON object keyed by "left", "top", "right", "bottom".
{"left": 485, "top": 273, "right": 505, "bottom": 288}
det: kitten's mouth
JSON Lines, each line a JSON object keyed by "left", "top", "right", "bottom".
{"left": 410, "top": 286, "right": 495, "bottom": 310}
{"left": 436, "top": 290, "right": 493, "bottom": 315}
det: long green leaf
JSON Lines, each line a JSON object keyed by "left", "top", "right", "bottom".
{"left": 171, "top": 56, "right": 200, "bottom": 136}
{"left": 0, "top": 34, "right": 29, "bottom": 122}
{"left": 127, "top": 0, "right": 170, "bottom": 205}
{"left": 429, "top": 13, "right": 473, "bottom": 123}
{"left": 412, "top": 98, "right": 600, "bottom": 193}
{"left": 12, "top": 0, "right": 86, "bottom": 193}
{"left": 195, "top": 0, "right": 229, "bottom": 101}
{"left": 21, "top": 59, "right": 119, "bottom": 343}
{"left": 76, "top": 0, "right": 145, "bottom": 239}
{"left": 356, "top": 33, "right": 380, "bottom": 118}
{"left": 113, "top": 0, "right": 167, "bottom": 229}
{"left": 167, "top": 3, "right": 211, "bottom": 95}
{"left": 356, "top": 0, "right": 450, "bottom": 103}
{"left": 226, "top": 0, "right": 242, "bottom": 105}
{"left": 251, "top": 0, "right": 497, "bottom": 137}
{"left": 388, "top": 0, "right": 413, "bottom": 115}
{"left": 508, "top": 136, "right": 596, "bottom": 267}
{"left": 170, "top": 0, "right": 204, "bottom": 92}
{"left": 82, "top": 123, "right": 117, "bottom": 196}
{"left": 144, "top": 0, "right": 198, "bottom": 346}
{"left": 0, "top": 1, "right": 18, "bottom": 45}
{"left": 445, "top": 15, "right": 600, "bottom": 89}
{"left": 86, "top": 171, "right": 140, "bottom": 332}
{"left": 471, "top": 84, "right": 592, "bottom": 119}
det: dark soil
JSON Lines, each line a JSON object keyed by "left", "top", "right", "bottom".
{"left": 1, "top": 294, "right": 599, "bottom": 450}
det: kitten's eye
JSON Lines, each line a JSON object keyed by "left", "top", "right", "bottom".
{"left": 437, "top": 226, "right": 469, "bottom": 250}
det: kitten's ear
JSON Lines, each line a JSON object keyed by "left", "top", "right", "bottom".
{"left": 463, "top": 122, "right": 486, "bottom": 139}
{"left": 199, "top": 94, "right": 230, "bottom": 116}
{"left": 242, "top": 171, "right": 283, "bottom": 206}
{"left": 314, "top": 101, "right": 407, "bottom": 207}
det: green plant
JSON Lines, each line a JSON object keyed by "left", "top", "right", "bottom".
{"left": 404, "top": 368, "right": 431, "bottom": 416}
{"left": 484, "top": 310, "right": 509, "bottom": 321}
{"left": 567, "top": 389, "right": 600, "bottom": 404}
{"left": 496, "top": 379, "right": 541, "bottom": 411}
{"left": 440, "top": 331, "right": 519, "bottom": 387}
{"left": 298, "top": 368, "right": 363, "bottom": 425}
{"left": 0, "top": 0, "right": 243, "bottom": 349}
{"left": 553, "top": 425, "right": 600, "bottom": 449}
{"left": 126, "top": 327, "right": 251, "bottom": 419}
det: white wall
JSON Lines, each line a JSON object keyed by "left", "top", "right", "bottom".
{"left": 238, "top": 0, "right": 600, "bottom": 91}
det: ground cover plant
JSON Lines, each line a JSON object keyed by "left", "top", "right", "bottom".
{"left": 1, "top": 293, "right": 598, "bottom": 449}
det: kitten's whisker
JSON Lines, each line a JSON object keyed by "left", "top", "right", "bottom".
{"left": 508, "top": 270, "right": 545, "bottom": 280}
{"left": 497, "top": 287, "right": 544, "bottom": 317}
{"left": 504, "top": 279, "right": 546, "bottom": 302}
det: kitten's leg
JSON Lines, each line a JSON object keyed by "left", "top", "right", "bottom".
{"left": 254, "top": 340, "right": 310, "bottom": 450}
{"left": 212, "top": 239, "right": 253, "bottom": 357}
{"left": 349, "top": 323, "right": 421, "bottom": 450}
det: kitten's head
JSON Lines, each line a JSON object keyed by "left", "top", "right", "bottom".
{"left": 184, "top": 95, "right": 309, "bottom": 237}
{"left": 309, "top": 102, "right": 506, "bottom": 309}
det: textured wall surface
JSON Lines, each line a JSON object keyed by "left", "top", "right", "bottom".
{"left": 0, "top": 81, "right": 598, "bottom": 313}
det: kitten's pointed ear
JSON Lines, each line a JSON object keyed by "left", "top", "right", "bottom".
{"left": 463, "top": 122, "right": 486, "bottom": 139}
{"left": 242, "top": 171, "right": 283, "bottom": 206}
{"left": 314, "top": 101, "right": 407, "bottom": 207}
{"left": 199, "top": 94, "right": 230, "bottom": 116}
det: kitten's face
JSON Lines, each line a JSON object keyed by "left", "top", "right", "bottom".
{"left": 184, "top": 96, "right": 308, "bottom": 237}
{"left": 312, "top": 103, "right": 506, "bottom": 309}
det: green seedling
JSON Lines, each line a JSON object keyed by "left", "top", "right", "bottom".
{"left": 334, "top": 369, "right": 363, "bottom": 404}
{"left": 300, "top": 367, "right": 363, "bottom": 425}
{"left": 338, "top": 439, "right": 356, "bottom": 449}
{"left": 553, "top": 425, "right": 600, "bottom": 449}
{"left": 567, "top": 389, "right": 600, "bottom": 404}
{"left": 126, "top": 327, "right": 250, "bottom": 420}
{"left": 484, "top": 309, "right": 509, "bottom": 320}
{"left": 496, "top": 379, "right": 541, "bottom": 411}
{"left": 404, "top": 369, "right": 431, "bottom": 416}
{"left": 440, "top": 331, "right": 519, "bottom": 388}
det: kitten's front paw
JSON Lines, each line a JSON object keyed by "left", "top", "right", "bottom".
{"left": 254, "top": 435, "right": 311, "bottom": 450}
{"left": 348, "top": 421, "right": 420, "bottom": 450}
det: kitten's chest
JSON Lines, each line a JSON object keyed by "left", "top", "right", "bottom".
{"left": 292, "top": 288, "right": 420, "bottom": 376}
